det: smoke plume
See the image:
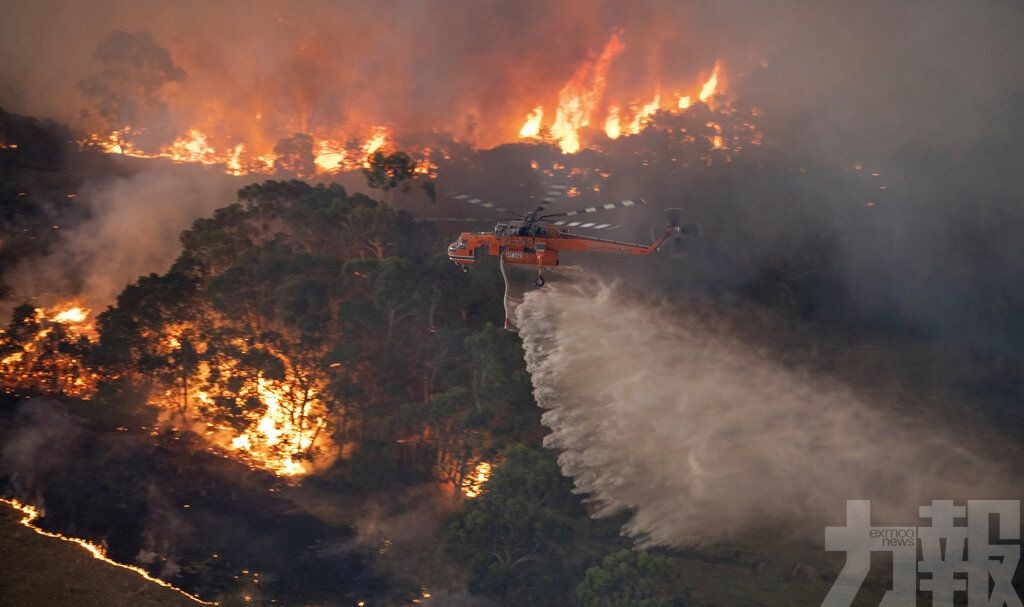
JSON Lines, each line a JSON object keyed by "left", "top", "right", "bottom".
{"left": 6, "top": 165, "right": 237, "bottom": 312}
{"left": 516, "top": 279, "right": 1017, "bottom": 547}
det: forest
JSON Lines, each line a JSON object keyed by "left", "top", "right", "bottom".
{"left": 0, "top": 112, "right": 700, "bottom": 604}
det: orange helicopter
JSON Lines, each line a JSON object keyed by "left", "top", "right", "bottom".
{"left": 444, "top": 186, "right": 684, "bottom": 329}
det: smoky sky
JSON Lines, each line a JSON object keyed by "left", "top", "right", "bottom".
{"left": 1, "top": 1, "right": 1020, "bottom": 152}
{"left": 5, "top": 164, "right": 240, "bottom": 313}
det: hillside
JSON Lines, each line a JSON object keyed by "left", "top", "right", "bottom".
{"left": 0, "top": 501, "right": 200, "bottom": 607}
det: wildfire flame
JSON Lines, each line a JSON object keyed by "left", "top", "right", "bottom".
{"left": 698, "top": 61, "right": 722, "bottom": 104}
{"left": 228, "top": 376, "right": 328, "bottom": 477}
{"left": 518, "top": 106, "right": 544, "bottom": 138}
{"left": 460, "top": 461, "right": 492, "bottom": 498}
{"left": 82, "top": 125, "right": 397, "bottom": 177}
{"left": 628, "top": 93, "right": 661, "bottom": 135}
{"left": 0, "top": 497, "right": 216, "bottom": 605}
{"left": 604, "top": 105, "right": 621, "bottom": 139}
{"left": 547, "top": 28, "right": 625, "bottom": 154}
{"left": 1, "top": 302, "right": 98, "bottom": 396}
{"left": 313, "top": 139, "right": 346, "bottom": 173}
{"left": 51, "top": 306, "right": 89, "bottom": 324}
{"left": 71, "top": 26, "right": 741, "bottom": 172}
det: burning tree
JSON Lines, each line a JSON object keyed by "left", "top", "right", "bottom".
{"left": 0, "top": 302, "right": 97, "bottom": 397}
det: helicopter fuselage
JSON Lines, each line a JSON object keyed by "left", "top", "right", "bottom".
{"left": 447, "top": 223, "right": 678, "bottom": 270}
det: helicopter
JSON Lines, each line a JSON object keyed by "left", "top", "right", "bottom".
{"left": 444, "top": 187, "right": 685, "bottom": 329}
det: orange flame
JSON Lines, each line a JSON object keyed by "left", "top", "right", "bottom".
{"left": 82, "top": 125, "right": 395, "bottom": 176}
{"left": 313, "top": 139, "right": 346, "bottom": 172}
{"left": 628, "top": 93, "right": 661, "bottom": 134}
{"left": 549, "top": 28, "right": 626, "bottom": 153}
{"left": 228, "top": 376, "right": 329, "bottom": 477}
{"left": 699, "top": 61, "right": 721, "bottom": 104}
{"left": 518, "top": 106, "right": 544, "bottom": 138}
{"left": 460, "top": 461, "right": 492, "bottom": 498}
{"left": 1, "top": 301, "right": 98, "bottom": 396}
{"left": 604, "top": 105, "right": 621, "bottom": 139}
{"left": 513, "top": 31, "right": 728, "bottom": 152}
{"left": 51, "top": 306, "right": 89, "bottom": 324}
{"left": 77, "top": 32, "right": 736, "bottom": 168}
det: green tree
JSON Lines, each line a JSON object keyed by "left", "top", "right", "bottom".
{"left": 371, "top": 257, "right": 427, "bottom": 339}
{"left": 447, "top": 444, "right": 582, "bottom": 605}
{"left": 576, "top": 550, "right": 688, "bottom": 607}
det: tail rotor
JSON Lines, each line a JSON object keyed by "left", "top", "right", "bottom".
{"left": 655, "top": 208, "right": 696, "bottom": 257}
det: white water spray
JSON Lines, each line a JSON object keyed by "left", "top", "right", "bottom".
{"left": 515, "top": 279, "right": 1014, "bottom": 547}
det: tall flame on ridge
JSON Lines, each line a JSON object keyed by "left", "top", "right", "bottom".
{"left": 516, "top": 30, "right": 729, "bottom": 153}
{"left": 548, "top": 28, "right": 626, "bottom": 153}
{"left": 604, "top": 105, "right": 621, "bottom": 139}
{"left": 699, "top": 61, "right": 721, "bottom": 104}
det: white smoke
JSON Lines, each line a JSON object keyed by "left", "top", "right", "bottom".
{"left": 515, "top": 278, "right": 1016, "bottom": 547}
{"left": 7, "top": 165, "right": 237, "bottom": 312}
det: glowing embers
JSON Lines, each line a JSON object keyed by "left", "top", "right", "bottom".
{"left": 460, "top": 461, "right": 492, "bottom": 498}
{"left": 0, "top": 497, "right": 215, "bottom": 605}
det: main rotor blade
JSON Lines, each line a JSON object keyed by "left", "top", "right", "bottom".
{"left": 417, "top": 217, "right": 496, "bottom": 223}
{"left": 448, "top": 193, "right": 520, "bottom": 218}
{"left": 531, "top": 183, "right": 570, "bottom": 214}
{"left": 539, "top": 197, "right": 646, "bottom": 220}
{"left": 547, "top": 220, "right": 620, "bottom": 230}
{"left": 538, "top": 184, "right": 569, "bottom": 204}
